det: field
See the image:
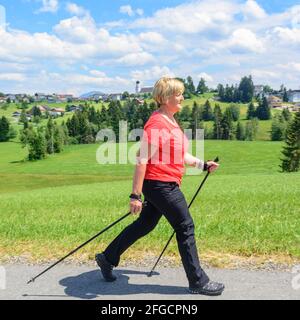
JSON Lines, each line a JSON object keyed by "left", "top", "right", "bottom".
{"left": 0, "top": 139, "right": 299, "bottom": 267}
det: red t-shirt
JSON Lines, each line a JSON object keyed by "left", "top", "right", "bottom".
{"left": 142, "top": 111, "right": 189, "bottom": 185}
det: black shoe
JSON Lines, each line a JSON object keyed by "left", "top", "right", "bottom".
{"left": 95, "top": 253, "right": 117, "bottom": 282}
{"left": 189, "top": 281, "right": 225, "bottom": 296}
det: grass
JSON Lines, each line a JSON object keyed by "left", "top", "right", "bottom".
{"left": 0, "top": 139, "right": 299, "bottom": 266}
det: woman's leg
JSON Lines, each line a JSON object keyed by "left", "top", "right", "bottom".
{"left": 143, "top": 180, "right": 209, "bottom": 287}
{"left": 103, "top": 199, "right": 162, "bottom": 267}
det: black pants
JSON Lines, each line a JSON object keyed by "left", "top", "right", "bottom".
{"left": 103, "top": 179, "right": 209, "bottom": 286}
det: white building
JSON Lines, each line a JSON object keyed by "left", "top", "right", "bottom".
{"left": 288, "top": 90, "right": 300, "bottom": 103}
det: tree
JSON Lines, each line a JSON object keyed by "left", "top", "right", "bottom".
{"left": 197, "top": 78, "right": 208, "bottom": 94}
{"left": 0, "top": 116, "right": 10, "bottom": 142}
{"left": 202, "top": 100, "right": 214, "bottom": 121}
{"left": 283, "top": 88, "right": 289, "bottom": 102}
{"left": 122, "top": 91, "right": 130, "bottom": 100}
{"left": 238, "top": 75, "right": 254, "bottom": 103}
{"left": 236, "top": 121, "right": 245, "bottom": 140}
{"left": 20, "top": 126, "right": 46, "bottom": 161}
{"left": 221, "top": 108, "right": 234, "bottom": 140}
{"left": 191, "top": 101, "right": 202, "bottom": 138}
{"left": 213, "top": 104, "right": 222, "bottom": 139}
{"left": 256, "top": 97, "right": 271, "bottom": 120}
{"left": 217, "top": 84, "right": 225, "bottom": 101}
{"left": 282, "top": 108, "right": 292, "bottom": 122}
{"left": 186, "top": 76, "right": 196, "bottom": 94}
{"left": 271, "top": 115, "right": 287, "bottom": 141}
{"left": 227, "top": 104, "right": 240, "bottom": 121}
{"left": 247, "top": 102, "right": 256, "bottom": 119}
{"left": 45, "top": 118, "right": 55, "bottom": 154}
{"left": 280, "top": 111, "right": 300, "bottom": 172}
{"left": 245, "top": 118, "right": 259, "bottom": 141}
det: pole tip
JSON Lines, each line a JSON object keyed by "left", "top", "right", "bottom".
{"left": 147, "top": 272, "right": 153, "bottom": 277}
{"left": 27, "top": 278, "right": 34, "bottom": 285}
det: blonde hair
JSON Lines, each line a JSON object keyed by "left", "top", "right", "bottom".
{"left": 152, "top": 77, "right": 184, "bottom": 105}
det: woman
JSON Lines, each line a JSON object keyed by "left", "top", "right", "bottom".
{"left": 96, "top": 77, "right": 224, "bottom": 295}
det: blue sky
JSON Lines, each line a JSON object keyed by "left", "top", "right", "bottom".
{"left": 0, "top": 0, "right": 299, "bottom": 95}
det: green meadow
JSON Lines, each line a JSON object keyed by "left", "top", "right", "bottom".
{"left": 0, "top": 139, "right": 299, "bottom": 266}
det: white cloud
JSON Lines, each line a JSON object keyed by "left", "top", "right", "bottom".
{"left": 132, "top": 0, "right": 237, "bottom": 34}
{"left": 222, "top": 28, "right": 265, "bottom": 53}
{"left": 242, "top": 0, "right": 266, "bottom": 20}
{"left": 131, "top": 66, "right": 174, "bottom": 82}
{"left": 0, "top": 73, "right": 26, "bottom": 81}
{"left": 271, "top": 26, "right": 300, "bottom": 45}
{"left": 197, "top": 72, "right": 213, "bottom": 82}
{"left": 120, "top": 5, "right": 143, "bottom": 17}
{"left": 117, "top": 52, "right": 154, "bottom": 66}
{"left": 65, "top": 3, "right": 89, "bottom": 17}
{"left": 36, "top": 0, "right": 59, "bottom": 14}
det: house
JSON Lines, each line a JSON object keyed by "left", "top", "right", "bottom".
{"left": 68, "top": 105, "right": 83, "bottom": 112}
{"left": 29, "top": 105, "right": 47, "bottom": 114}
{"left": 49, "top": 108, "right": 65, "bottom": 117}
{"left": 254, "top": 85, "right": 264, "bottom": 98}
{"left": 288, "top": 90, "right": 300, "bottom": 103}
{"left": 56, "top": 94, "right": 73, "bottom": 102}
{"left": 108, "top": 93, "right": 122, "bottom": 101}
{"left": 0, "top": 97, "right": 6, "bottom": 103}
{"left": 34, "top": 93, "right": 46, "bottom": 101}
{"left": 5, "top": 94, "right": 17, "bottom": 102}
{"left": 139, "top": 87, "right": 154, "bottom": 94}
{"left": 267, "top": 95, "right": 282, "bottom": 108}
{"left": 12, "top": 111, "right": 21, "bottom": 117}
{"left": 46, "top": 95, "right": 58, "bottom": 103}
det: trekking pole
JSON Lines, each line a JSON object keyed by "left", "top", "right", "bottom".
{"left": 147, "top": 157, "right": 219, "bottom": 277}
{"left": 27, "top": 211, "right": 131, "bottom": 284}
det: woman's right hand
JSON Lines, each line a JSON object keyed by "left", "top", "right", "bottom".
{"left": 130, "top": 199, "right": 143, "bottom": 215}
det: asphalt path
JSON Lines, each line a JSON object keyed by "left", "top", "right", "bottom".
{"left": 0, "top": 263, "right": 299, "bottom": 300}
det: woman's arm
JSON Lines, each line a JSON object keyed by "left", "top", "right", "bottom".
{"left": 130, "top": 141, "right": 158, "bottom": 214}
{"left": 184, "top": 152, "right": 205, "bottom": 170}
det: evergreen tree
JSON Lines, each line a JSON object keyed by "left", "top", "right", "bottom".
{"left": 197, "top": 78, "right": 208, "bottom": 94}
{"left": 236, "top": 121, "right": 245, "bottom": 140}
{"left": 247, "top": 102, "right": 256, "bottom": 119}
{"left": 217, "top": 84, "right": 225, "bottom": 101}
{"left": 271, "top": 114, "right": 287, "bottom": 141}
{"left": 283, "top": 87, "right": 289, "bottom": 102}
{"left": 0, "top": 116, "right": 10, "bottom": 142}
{"left": 186, "top": 76, "right": 196, "bottom": 94}
{"left": 282, "top": 108, "right": 292, "bottom": 122}
{"left": 256, "top": 97, "right": 271, "bottom": 120}
{"left": 238, "top": 75, "right": 254, "bottom": 103}
{"left": 202, "top": 100, "right": 214, "bottom": 121}
{"left": 280, "top": 111, "right": 300, "bottom": 172}
{"left": 45, "top": 118, "right": 55, "bottom": 154}
{"left": 227, "top": 104, "right": 240, "bottom": 121}
{"left": 191, "top": 101, "right": 202, "bottom": 138}
{"left": 213, "top": 104, "right": 222, "bottom": 139}
{"left": 221, "top": 108, "right": 234, "bottom": 140}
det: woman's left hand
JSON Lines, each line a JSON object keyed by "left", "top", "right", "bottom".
{"left": 207, "top": 161, "right": 219, "bottom": 173}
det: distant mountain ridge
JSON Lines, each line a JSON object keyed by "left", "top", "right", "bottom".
{"left": 80, "top": 91, "right": 106, "bottom": 98}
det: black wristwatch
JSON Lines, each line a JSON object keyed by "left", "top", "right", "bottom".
{"left": 203, "top": 162, "right": 208, "bottom": 171}
{"left": 129, "top": 193, "right": 142, "bottom": 202}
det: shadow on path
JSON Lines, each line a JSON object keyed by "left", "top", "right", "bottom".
{"left": 58, "top": 269, "right": 188, "bottom": 299}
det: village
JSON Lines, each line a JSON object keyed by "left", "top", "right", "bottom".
{"left": 0, "top": 82, "right": 300, "bottom": 123}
